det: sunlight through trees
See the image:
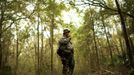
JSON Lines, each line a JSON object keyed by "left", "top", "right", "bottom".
{"left": 0, "top": 0, "right": 134, "bottom": 75}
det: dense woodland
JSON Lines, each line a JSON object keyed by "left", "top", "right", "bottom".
{"left": 0, "top": 0, "right": 134, "bottom": 75}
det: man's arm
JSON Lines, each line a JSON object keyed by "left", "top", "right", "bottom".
{"left": 59, "top": 37, "right": 71, "bottom": 45}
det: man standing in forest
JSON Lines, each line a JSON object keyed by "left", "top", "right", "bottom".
{"left": 57, "top": 29, "right": 75, "bottom": 75}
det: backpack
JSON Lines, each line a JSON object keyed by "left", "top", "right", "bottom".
{"left": 57, "top": 44, "right": 66, "bottom": 57}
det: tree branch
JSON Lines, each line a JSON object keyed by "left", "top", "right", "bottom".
{"left": 2, "top": 9, "right": 35, "bottom": 33}
{"left": 76, "top": 1, "right": 134, "bottom": 18}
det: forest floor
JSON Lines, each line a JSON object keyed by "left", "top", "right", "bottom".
{"left": 88, "top": 65, "right": 134, "bottom": 75}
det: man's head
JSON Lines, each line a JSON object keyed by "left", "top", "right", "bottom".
{"left": 63, "top": 29, "right": 70, "bottom": 37}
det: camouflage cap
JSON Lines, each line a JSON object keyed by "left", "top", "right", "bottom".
{"left": 63, "top": 29, "right": 70, "bottom": 33}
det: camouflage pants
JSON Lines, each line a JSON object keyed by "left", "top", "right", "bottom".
{"left": 61, "top": 56, "right": 75, "bottom": 75}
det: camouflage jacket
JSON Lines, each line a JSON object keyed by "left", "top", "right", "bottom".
{"left": 57, "top": 36, "right": 74, "bottom": 57}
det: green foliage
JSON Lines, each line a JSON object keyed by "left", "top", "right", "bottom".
{"left": 0, "top": 0, "right": 134, "bottom": 75}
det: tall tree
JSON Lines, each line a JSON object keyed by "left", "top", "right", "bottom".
{"left": 92, "top": 19, "right": 100, "bottom": 74}
{"left": 0, "top": 0, "right": 6, "bottom": 70}
{"left": 90, "top": 10, "right": 100, "bottom": 73}
{"left": 15, "top": 22, "right": 19, "bottom": 75}
{"left": 101, "top": 15, "right": 114, "bottom": 65}
{"left": 37, "top": 11, "right": 40, "bottom": 75}
{"left": 115, "top": 0, "right": 134, "bottom": 68}
{"left": 50, "top": 1, "right": 54, "bottom": 74}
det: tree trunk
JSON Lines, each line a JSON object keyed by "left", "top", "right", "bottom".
{"left": 50, "top": 10, "right": 54, "bottom": 75}
{"left": 40, "top": 25, "right": 44, "bottom": 74}
{"left": 34, "top": 43, "right": 37, "bottom": 75}
{"left": 50, "top": 0, "right": 55, "bottom": 75}
{"left": 102, "top": 16, "right": 114, "bottom": 65}
{"left": 131, "top": 18, "right": 134, "bottom": 54}
{"left": 15, "top": 26, "right": 19, "bottom": 75}
{"left": 37, "top": 12, "right": 40, "bottom": 75}
{"left": 114, "top": 19, "right": 127, "bottom": 61}
{"left": 92, "top": 19, "right": 100, "bottom": 74}
{"left": 96, "top": 37, "right": 104, "bottom": 75}
{"left": 115, "top": 0, "right": 134, "bottom": 68}
{"left": 0, "top": 10, "right": 3, "bottom": 71}
{"left": 0, "top": 1, "right": 7, "bottom": 73}
{"left": 0, "top": 1, "right": 5, "bottom": 70}
{"left": 129, "top": 37, "right": 134, "bottom": 54}
{"left": 132, "top": 18, "right": 134, "bottom": 34}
